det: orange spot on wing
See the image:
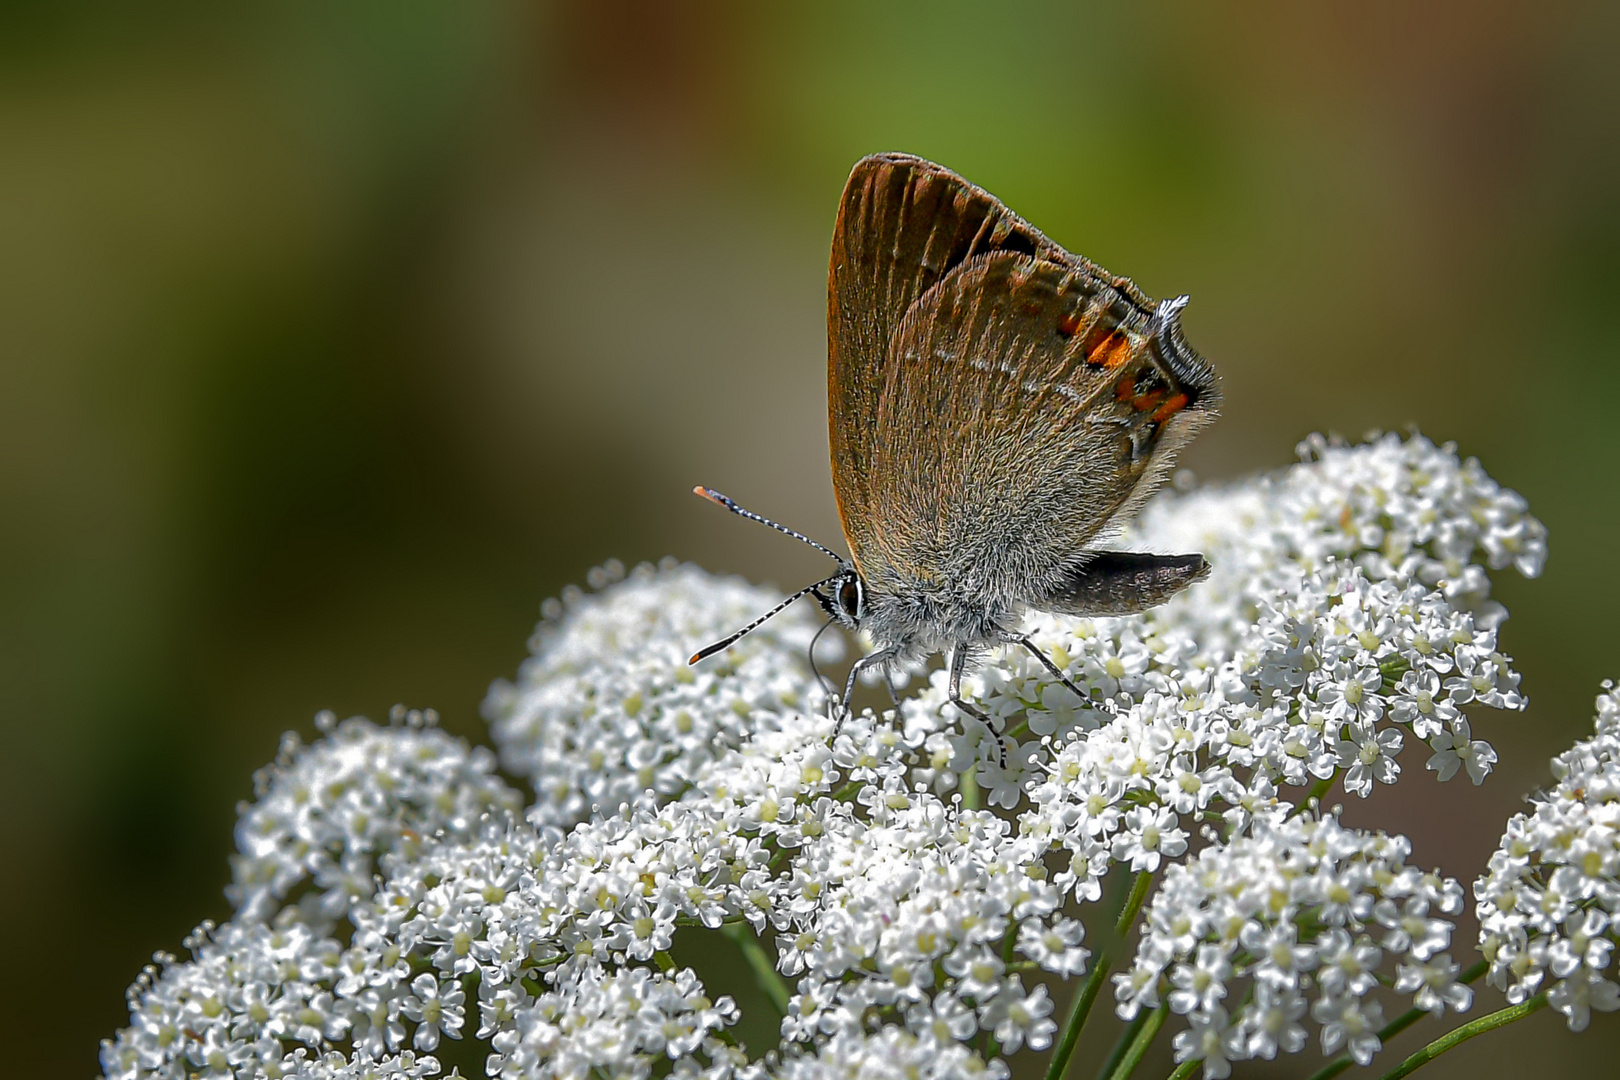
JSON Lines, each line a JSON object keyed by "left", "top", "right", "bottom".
{"left": 1150, "top": 392, "right": 1189, "bottom": 424}
{"left": 1131, "top": 389, "right": 1167, "bottom": 413}
{"left": 1114, "top": 375, "right": 1135, "bottom": 402}
{"left": 1087, "top": 330, "right": 1132, "bottom": 368}
{"left": 1056, "top": 311, "right": 1082, "bottom": 338}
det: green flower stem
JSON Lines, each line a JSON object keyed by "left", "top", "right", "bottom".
{"left": 674, "top": 915, "right": 749, "bottom": 928}
{"left": 1165, "top": 1060, "right": 1199, "bottom": 1080}
{"left": 1095, "top": 1009, "right": 1150, "bottom": 1080}
{"left": 1294, "top": 773, "right": 1336, "bottom": 816}
{"left": 1044, "top": 951, "right": 1111, "bottom": 1080}
{"left": 720, "top": 922, "right": 791, "bottom": 1019}
{"left": 1047, "top": 869, "right": 1160, "bottom": 1079}
{"left": 1116, "top": 871, "right": 1156, "bottom": 937}
{"left": 1105, "top": 1003, "right": 1168, "bottom": 1080}
{"left": 653, "top": 950, "right": 677, "bottom": 973}
{"left": 1303, "top": 960, "right": 1490, "bottom": 1080}
{"left": 1373, "top": 992, "right": 1549, "bottom": 1080}
{"left": 962, "top": 768, "right": 981, "bottom": 810}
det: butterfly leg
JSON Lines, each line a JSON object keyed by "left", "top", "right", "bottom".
{"left": 947, "top": 646, "right": 1006, "bottom": 768}
{"left": 835, "top": 647, "right": 897, "bottom": 735}
{"left": 1019, "top": 635, "right": 1089, "bottom": 703}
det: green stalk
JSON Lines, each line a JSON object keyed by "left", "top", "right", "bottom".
{"left": 1044, "top": 952, "right": 1112, "bottom": 1080}
{"left": 1293, "top": 773, "right": 1336, "bottom": 817}
{"left": 1105, "top": 1002, "right": 1168, "bottom": 1080}
{"left": 1116, "top": 871, "right": 1156, "bottom": 937}
{"left": 1374, "top": 992, "right": 1548, "bottom": 1080}
{"left": 1164, "top": 1061, "right": 1199, "bottom": 1080}
{"left": 1303, "top": 960, "right": 1489, "bottom": 1080}
{"left": 720, "top": 922, "right": 791, "bottom": 1019}
{"left": 962, "top": 767, "right": 981, "bottom": 810}
{"left": 1054, "top": 871, "right": 1159, "bottom": 1080}
{"left": 1095, "top": 1010, "right": 1150, "bottom": 1080}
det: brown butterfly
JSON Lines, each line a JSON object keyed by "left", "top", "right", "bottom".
{"left": 692, "top": 153, "right": 1219, "bottom": 746}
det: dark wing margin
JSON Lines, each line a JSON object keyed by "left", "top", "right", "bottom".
{"left": 1035, "top": 552, "right": 1210, "bottom": 617}
{"left": 827, "top": 154, "right": 1087, "bottom": 562}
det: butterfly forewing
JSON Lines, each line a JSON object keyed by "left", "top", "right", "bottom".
{"left": 829, "top": 154, "right": 1080, "bottom": 564}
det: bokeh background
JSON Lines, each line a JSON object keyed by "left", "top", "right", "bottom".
{"left": 5, "top": 2, "right": 1619, "bottom": 1076}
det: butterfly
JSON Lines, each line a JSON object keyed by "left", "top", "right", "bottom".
{"left": 691, "top": 153, "right": 1219, "bottom": 746}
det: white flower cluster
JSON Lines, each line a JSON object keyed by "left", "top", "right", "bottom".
{"left": 276, "top": 1050, "right": 442, "bottom": 1080}
{"left": 484, "top": 558, "right": 831, "bottom": 827}
{"left": 1476, "top": 684, "right": 1620, "bottom": 1032}
{"left": 103, "top": 434, "right": 1552, "bottom": 1080}
{"left": 766, "top": 1026, "right": 993, "bottom": 1080}
{"left": 105, "top": 700, "right": 1025, "bottom": 1079}
{"left": 1141, "top": 430, "right": 1544, "bottom": 629}
{"left": 102, "top": 918, "right": 449, "bottom": 1080}
{"left": 230, "top": 709, "right": 523, "bottom": 922}
{"left": 1126, "top": 807, "right": 1471, "bottom": 1078}
{"left": 493, "top": 965, "right": 742, "bottom": 1077}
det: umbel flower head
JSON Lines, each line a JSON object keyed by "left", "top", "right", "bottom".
{"left": 103, "top": 433, "right": 1573, "bottom": 1080}
{"left": 1476, "top": 684, "right": 1620, "bottom": 1032}
{"left": 484, "top": 560, "right": 832, "bottom": 829}
{"left": 1129, "top": 807, "right": 1471, "bottom": 1078}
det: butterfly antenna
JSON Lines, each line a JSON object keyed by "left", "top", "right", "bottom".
{"left": 692, "top": 487, "right": 845, "bottom": 563}
{"left": 689, "top": 573, "right": 843, "bottom": 665}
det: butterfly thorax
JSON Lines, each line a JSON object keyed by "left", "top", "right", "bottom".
{"left": 854, "top": 570, "right": 1024, "bottom": 663}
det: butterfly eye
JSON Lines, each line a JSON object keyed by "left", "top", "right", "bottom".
{"left": 836, "top": 574, "right": 864, "bottom": 622}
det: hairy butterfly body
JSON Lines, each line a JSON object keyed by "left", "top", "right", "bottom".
{"left": 693, "top": 153, "right": 1219, "bottom": 748}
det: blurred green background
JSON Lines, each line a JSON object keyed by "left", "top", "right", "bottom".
{"left": 5, "top": 2, "right": 1618, "bottom": 1076}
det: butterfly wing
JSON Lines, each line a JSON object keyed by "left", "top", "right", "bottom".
{"left": 857, "top": 249, "right": 1218, "bottom": 606}
{"left": 828, "top": 153, "right": 1086, "bottom": 567}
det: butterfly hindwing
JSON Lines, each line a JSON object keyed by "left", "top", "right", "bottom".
{"left": 854, "top": 250, "right": 1217, "bottom": 605}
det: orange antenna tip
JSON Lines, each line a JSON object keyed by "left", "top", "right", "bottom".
{"left": 688, "top": 486, "right": 846, "bottom": 563}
